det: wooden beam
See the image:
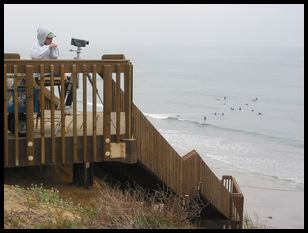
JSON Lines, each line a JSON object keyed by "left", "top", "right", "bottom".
{"left": 4, "top": 65, "right": 8, "bottom": 167}
{"left": 103, "top": 65, "right": 112, "bottom": 158}
{"left": 26, "top": 65, "right": 34, "bottom": 165}
{"left": 4, "top": 60, "right": 130, "bottom": 73}
{"left": 60, "top": 65, "right": 66, "bottom": 164}
{"left": 50, "top": 65, "right": 55, "bottom": 164}
{"left": 92, "top": 65, "right": 97, "bottom": 161}
{"left": 83, "top": 65, "right": 87, "bottom": 162}
{"left": 124, "top": 64, "right": 132, "bottom": 138}
{"left": 13, "top": 65, "right": 20, "bottom": 166}
{"left": 116, "top": 64, "right": 121, "bottom": 142}
{"left": 40, "top": 64, "right": 45, "bottom": 164}
{"left": 72, "top": 64, "right": 77, "bottom": 162}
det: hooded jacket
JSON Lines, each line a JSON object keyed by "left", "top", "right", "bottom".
{"left": 31, "top": 27, "right": 59, "bottom": 59}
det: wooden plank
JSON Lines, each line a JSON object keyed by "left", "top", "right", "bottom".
{"left": 27, "top": 111, "right": 125, "bottom": 138}
{"left": 40, "top": 64, "right": 46, "bottom": 164}
{"left": 144, "top": 120, "right": 149, "bottom": 168}
{"left": 204, "top": 163, "right": 210, "bottom": 200}
{"left": 13, "top": 65, "right": 19, "bottom": 166}
{"left": 137, "top": 107, "right": 142, "bottom": 160}
{"left": 169, "top": 148, "right": 173, "bottom": 191}
{"left": 5, "top": 60, "right": 130, "bottom": 73}
{"left": 200, "top": 159, "right": 206, "bottom": 195}
{"left": 130, "top": 64, "right": 134, "bottom": 137}
{"left": 50, "top": 65, "right": 55, "bottom": 164}
{"left": 176, "top": 151, "right": 179, "bottom": 193}
{"left": 151, "top": 125, "right": 155, "bottom": 173}
{"left": 185, "top": 156, "right": 189, "bottom": 196}
{"left": 165, "top": 137, "right": 169, "bottom": 185}
{"left": 160, "top": 134, "right": 165, "bottom": 182}
{"left": 102, "top": 54, "right": 126, "bottom": 59}
{"left": 26, "top": 65, "right": 34, "bottom": 165}
{"left": 171, "top": 149, "right": 176, "bottom": 192}
{"left": 4, "top": 53, "right": 20, "bottom": 59}
{"left": 144, "top": 118, "right": 148, "bottom": 167}
{"left": 4, "top": 65, "right": 8, "bottom": 167}
{"left": 196, "top": 157, "right": 201, "bottom": 195}
{"left": 173, "top": 152, "right": 177, "bottom": 193}
{"left": 139, "top": 112, "right": 145, "bottom": 162}
{"left": 116, "top": 64, "right": 121, "bottom": 142}
{"left": 167, "top": 142, "right": 172, "bottom": 187}
{"left": 156, "top": 129, "right": 161, "bottom": 180}
{"left": 83, "top": 65, "right": 87, "bottom": 162}
{"left": 103, "top": 65, "right": 112, "bottom": 157}
{"left": 72, "top": 64, "right": 77, "bottom": 162}
{"left": 60, "top": 65, "right": 65, "bottom": 164}
{"left": 151, "top": 124, "right": 155, "bottom": 172}
{"left": 179, "top": 156, "right": 183, "bottom": 196}
{"left": 124, "top": 64, "right": 132, "bottom": 138}
{"left": 92, "top": 65, "right": 97, "bottom": 161}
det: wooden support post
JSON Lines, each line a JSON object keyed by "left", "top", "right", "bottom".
{"left": 92, "top": 65, "right": 97, "bottom": 161}
{"left": 4, "top": 65, "right": 8, "bottom": 167}
{"left": 103, "top": 65, "right": 112, "bottom": 158}
{"left": 26, "top": 65, "right": 34, "bottom": 165}
{"left": 116, "top": 64, "right": 121, "bottom": 142}
{"left": 82, "top": 65, "right": 87, "bottom": 162}
{"left": 60, "top": 65, "right": 65, "bottom": 164}
{"left": 13, "top": 65, "right": 19, "bottom": 166}
{"left": 124, "top": 63, "right": 132, "bottom": 138}
{"left": 50, "top": 65, "right": 55, "bottom": 164}
{"left": 40, "top": 64, "right": 46, "bottom": 164}
{"left": 130, "top": 64, "right": 134, "bottom": 137}
{"left": 72, "top": 65, "right": 77, "bottom": 162}
{"left": 73, "top": 162, "right": 93, "bottom": 189}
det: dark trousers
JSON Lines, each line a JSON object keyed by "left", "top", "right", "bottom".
{"left": 64, "top": 81, "right": 73, "bottom": 106}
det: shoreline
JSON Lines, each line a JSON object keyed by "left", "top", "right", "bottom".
{"left": 221, "top": 168, "right": 304, "bottom": 229}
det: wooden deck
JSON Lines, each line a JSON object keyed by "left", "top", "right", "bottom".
{"left": 8, "top": 111, "right": 126, "bottom": 139}
{"left": 4, "top": 55, "right": 244, "bottom": 228}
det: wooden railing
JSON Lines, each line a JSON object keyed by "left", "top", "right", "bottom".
{"left": 4, "top": 54, "right": 244, "bottom": 227}
{"left": 132, "top": 104, "right": 244, "bottom": 227}
{"left": 222, "top": 175, "right": 244, "bottom": 228}
{"left": 4, "top": 57, "right": 134, "bottom": 167}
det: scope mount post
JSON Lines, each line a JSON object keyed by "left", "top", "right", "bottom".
{"left": 70, "top": 46, "right": 82, "bottom": 60}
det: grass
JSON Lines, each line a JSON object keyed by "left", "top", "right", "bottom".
{"left": 243, "top": 212, "right": 266, "bottom": 229}
{"left": 83, "top": 179, "right": 201, "bottom": 229}
{"left": 4, "top": 178, "right": 202, "bottom": 229}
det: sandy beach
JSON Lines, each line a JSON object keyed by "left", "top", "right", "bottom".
{"left": 227, "top": 169, "right": 304, "bottom": 229}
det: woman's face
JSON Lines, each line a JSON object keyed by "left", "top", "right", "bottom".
{"left": 44, "top": 37, "right": 53, "bottom": 45}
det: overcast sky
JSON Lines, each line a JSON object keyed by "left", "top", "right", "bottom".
{"left": 4, "top": 4, "right": 304, "bottom": 58}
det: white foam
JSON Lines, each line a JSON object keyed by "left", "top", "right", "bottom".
{"left": 144, "top": 113, "right": 171, "bottom": 120}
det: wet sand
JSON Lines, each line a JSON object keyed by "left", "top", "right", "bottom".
{"left": 229, "top": 170, "right": 304, "bottom": 229}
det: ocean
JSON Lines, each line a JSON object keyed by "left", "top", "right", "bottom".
{"left": 125, "top": 45, "right": 304, "bottom": 228}
{"left": 130, "top": 46, "right": 304, "bottom": 185}
{"left": 14, "top": 45, "right": 304, "bottom": 228}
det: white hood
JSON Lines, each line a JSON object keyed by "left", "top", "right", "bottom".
{"left": 37, "top": 27, "right": 53, "bottom": 46}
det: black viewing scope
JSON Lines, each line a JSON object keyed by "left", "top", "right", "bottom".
{"left": 71, "top": 38, "right": 89, "bottom": 47}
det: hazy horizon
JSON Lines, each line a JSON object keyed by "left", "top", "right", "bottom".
{"left": 4, "top": 4, "right": 304, "bottom": 58}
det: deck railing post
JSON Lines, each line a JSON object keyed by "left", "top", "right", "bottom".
{"left": 26, "top": 65, "right": 34, "bottom": 165}
{"left": 103, "top": 65, "right": 112, "bottom": 158}
{"left": 4, "top": 65, "right": 8, "bottom": 167}
{"left": 40, "top": 64, "right": 46, "bottom": 164}
{"left": 124, "top": 63, "right": 132, "bottom": 139}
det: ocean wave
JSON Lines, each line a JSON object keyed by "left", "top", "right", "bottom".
{"left": 144, "top": 113, "right": 304, "bottom": 148}
{"left": 201, "top": 153, "right": 304, "bottom": 186}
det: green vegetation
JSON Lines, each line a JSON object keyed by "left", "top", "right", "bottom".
{"left": 243, "top": 212, "right": 266, "bottom": 229}
{"left": 4, "top": 179, "right": 201, "bottom": 229}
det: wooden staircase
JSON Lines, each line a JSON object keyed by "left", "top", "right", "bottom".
{"left": 131, "top": 104, "right": 244, "bottom": 228}
{"left": 108, "top": 75, "right": 244, "bottom": 228}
